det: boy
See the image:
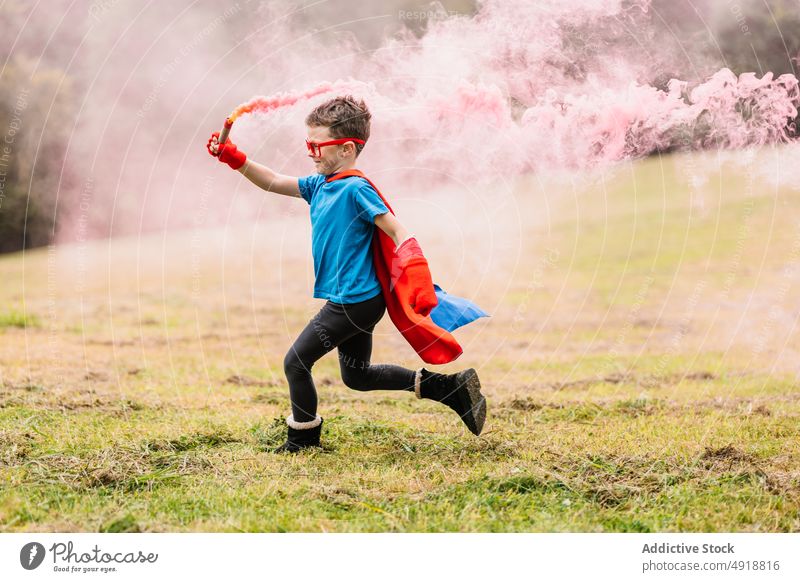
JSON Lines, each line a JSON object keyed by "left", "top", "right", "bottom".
{"left": 207, "top": 95, "right": 486, "bottom": 452}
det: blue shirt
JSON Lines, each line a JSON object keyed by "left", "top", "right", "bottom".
{"left": 298, "top": 173, "right": 390, "bottom": 303}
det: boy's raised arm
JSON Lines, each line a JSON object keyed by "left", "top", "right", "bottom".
{"left": 238, "top": 159, "right": 301, "bottom": 198}
{"left": 207, "top": 132, "right": 301, "bottom": 198}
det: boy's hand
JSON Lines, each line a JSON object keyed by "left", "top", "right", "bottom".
{"left": 392, "top": 237, "right": 438, "bottom": 317}
{"left": 407, "top": 265, "right": 438, "bottom": 316}
{"left": 207, "top": 132, "right": 247, "bottom": 170}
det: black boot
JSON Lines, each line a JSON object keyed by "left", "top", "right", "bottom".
{"left": 274, "top": 414, "right": 323, "bottom": 453}
{"left": 415, "top": 367, "right": 487, "bottom": 435}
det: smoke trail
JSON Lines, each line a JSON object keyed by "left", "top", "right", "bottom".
{"left": 228, "top": 80, "right": 372, "bottom": 121}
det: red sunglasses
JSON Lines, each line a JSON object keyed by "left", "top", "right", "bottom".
{"left": 306, "top": 137, "right": 365, "bottom": 157}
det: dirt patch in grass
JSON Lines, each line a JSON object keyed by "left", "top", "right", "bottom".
{"left": 144, "top": 429, "right": 242, "bottom": 452}
{"left": 251, "top": 393, "right": 283, "bottom": 405}
{"left": 527, "top": 370, "right": 719, "bottom": 392}
{"left": 0, "top": 385, "right": 154, "bottom": 415}
{"left": 0, "top": 429, "right": 37, "bottom": 464}
{"left": 505, "top": 398, "right": 544, "bottom": 411}
{"left": 83, "top": 371, "right": 110, "bottom": 382}
{"left": 225, "top": 375, "right": 280, "bottom": 388}
{"left": 694, "top": 444, "right": 795, "bottom": 496}
{"left": 499, "top": 395, "right": 788, "bottom": 421}
{"left": 701, "top": 444, "right": 753, "bottom": 464}
{"left": 56, "top": 395, "right": 150, "bottom": 414}
{"left": 500, "top": 397, "right": 665, "bottom": 419}
{"left": 2, "top": 381, "right": 45, "bottom": 392}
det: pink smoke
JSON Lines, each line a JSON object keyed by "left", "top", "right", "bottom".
{"left": 231, "top": 0, "right": 798, "bottom": 182}
{"left": 28, "top": 0, "right": 798, "bottom": 243}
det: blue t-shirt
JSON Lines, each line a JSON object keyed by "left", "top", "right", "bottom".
{"left": 298, "top": 173, "right": 390, "bottom": 304}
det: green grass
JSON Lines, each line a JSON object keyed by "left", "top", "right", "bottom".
{"left": 1, "top": 402, "right": 796, "bottom": 531}
{"left": 0, "top": 308, "right": 40, "bottom": 329}
{"left": 0, "top": 148, "right": 798, "bottom": 531}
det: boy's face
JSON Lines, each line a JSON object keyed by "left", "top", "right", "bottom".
{"left": 306, "top": 125, "right": 356, "bottom": 175}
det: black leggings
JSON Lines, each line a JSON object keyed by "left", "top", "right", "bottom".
{"left": 283, "top": 291, "right": 417, "bottom": 422}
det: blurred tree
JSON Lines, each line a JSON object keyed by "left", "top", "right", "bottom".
{"left": 0, "top": 1, "right": 80, "bottom": 254}
{"left": 713, "top": 0, "right": 799, "bottom": 77}
{"left": 0, "top": 58, "right": 76, "bottom": 253}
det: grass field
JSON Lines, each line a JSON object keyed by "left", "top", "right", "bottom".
{"left": 1, "top": 148, "right": 799, "bottom": 532}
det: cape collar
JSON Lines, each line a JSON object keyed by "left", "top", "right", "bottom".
{"left": 325, "top": 169, "right": 364, "bottom": 183}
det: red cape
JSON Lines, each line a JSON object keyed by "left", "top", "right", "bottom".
{"left": 325, "top": 169, "right": 463, "bottom": 364}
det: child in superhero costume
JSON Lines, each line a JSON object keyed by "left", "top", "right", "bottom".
{"left": 207, "top": 95, "right": 488, "bottom": 452}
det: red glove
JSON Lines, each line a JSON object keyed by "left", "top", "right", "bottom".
{"left": 392, "top": 236, "right": 438, "bottom": 317}
{"left": 206, "top": 131, "right": 247, "bottom": 170}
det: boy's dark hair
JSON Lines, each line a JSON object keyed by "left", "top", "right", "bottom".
{"left": 305, "top": 95, "right": 371, "bottom": 156}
